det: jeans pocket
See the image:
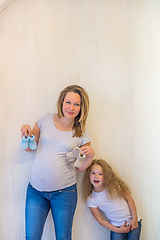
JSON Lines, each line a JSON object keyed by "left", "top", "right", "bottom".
{"left": 60, "top": 184, "right": 77, "bottom": 193}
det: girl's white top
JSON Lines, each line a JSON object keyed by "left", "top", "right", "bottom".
{"left": 87, "top": 189, "right": 141, "bottom": 227}
{"left": 30, "top": 113, "right": 91, "bottom": 192}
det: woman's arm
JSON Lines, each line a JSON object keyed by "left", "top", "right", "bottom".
{"left": 76, "top": 142, "right": 95, "bottom": 172}
{"left": 123, "top": 191, "right": 138, "bottom": 230}
{"left": 21, "top": 123, "right": 40, "bottom": 152}
{"left": 89, "top": 207, "right": 130, "bottom": 233}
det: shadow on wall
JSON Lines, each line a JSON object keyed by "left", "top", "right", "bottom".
{"left": 0, "top": 0, "right": 11, "bottom": 13}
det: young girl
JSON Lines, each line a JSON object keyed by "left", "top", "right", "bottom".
{"left": 82, "top": 159, "right": 142, "bottom": 240}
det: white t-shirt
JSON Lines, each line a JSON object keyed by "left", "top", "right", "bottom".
{"left": 87, "top": 190, "right": 140, "bottom": 227}
{"left": 30, "top": 113, "right": 91, "bottom": 192}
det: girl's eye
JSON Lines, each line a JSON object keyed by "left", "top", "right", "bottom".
{"left": 99, "top": 173, "right": 103, "bottom": 176}
{"left": 91, "top": 172, "right": 95, "bottom": 175}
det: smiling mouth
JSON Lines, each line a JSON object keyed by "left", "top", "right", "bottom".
{"left": 94, "top": 180, "right": 99, "bottom": 183}
{"left": 67, "top": 112, "right": 74, "bottom": 114}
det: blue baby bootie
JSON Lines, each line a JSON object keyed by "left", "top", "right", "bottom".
{"left": 20, "top": 136, "right": 29, "bottom": 149}
{"left": 28, "top": 135, "right": 37, "bottom": 150}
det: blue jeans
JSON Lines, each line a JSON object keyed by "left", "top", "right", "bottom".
{"left": 25, "top": 183, "right": 77, "bottom": 240}
{"left": 111, "top": 220, "right": 142, "bottom": 240}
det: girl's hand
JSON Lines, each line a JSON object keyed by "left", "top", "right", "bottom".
{"left": 128, "top": 220, "right": 138, "bottom": 230}
{"left": 80, "top": 146, "right": 95, "bottom": 157}
{"left": 118, "top": 221, "right": 130, "bottom": 233}
{"left": 21, "top": 124, "right": 32, "bottom": 137}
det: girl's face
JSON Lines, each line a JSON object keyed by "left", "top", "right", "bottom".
{"left": 90, "top": 164, "right": 104, "bottom": 192}
{"left": 62, "top": 92, "right": 81, "bottom": 120}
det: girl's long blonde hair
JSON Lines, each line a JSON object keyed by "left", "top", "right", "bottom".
{"left": 82, "top": 159, "right": 130, "bottom": 201}
{"left": 57, "top": 85, "right": 89, "bottom": 137}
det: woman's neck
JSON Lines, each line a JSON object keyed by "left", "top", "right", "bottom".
{"left": 54, "top": 114, "right": 74, "bottom": 131}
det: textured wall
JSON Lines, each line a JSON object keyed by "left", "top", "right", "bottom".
{"left": 0, "top": 0, "right": 11, "bottom": 13}
{"left": 0, "top": 0, "right": 160, "bottom": 239}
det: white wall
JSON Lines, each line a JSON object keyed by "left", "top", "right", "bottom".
{"left": 0, "top": 0, "right": 160, "bottom": 239}
{"left": 0, "top": 0, "right": 11, "bottom": 13}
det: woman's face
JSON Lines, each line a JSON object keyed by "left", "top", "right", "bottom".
{"left": 62, "top": 92, "right": 81, "bottom": 119}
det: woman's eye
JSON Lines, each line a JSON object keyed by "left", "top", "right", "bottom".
{"left": 66, "top": 101, "right": 71, "bottom": 104}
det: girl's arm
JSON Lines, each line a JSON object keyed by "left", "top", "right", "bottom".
{"left": 89, "top": 207, "right": 130, "bottom": 233}
{"left": 21, "top": 123, "right": 40, "bottom": 152}
{"left": 76, "top": 142, "right": 95, "bottom": 172}
{"left": 123, "top": 191, "right": 138, "bottom": 230}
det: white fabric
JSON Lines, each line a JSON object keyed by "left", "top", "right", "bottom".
{"left": 30, "top": 113, "right": 91, "bottom": 191}
{"left": 87, "top": 190, "right": 140, "bottom": 227}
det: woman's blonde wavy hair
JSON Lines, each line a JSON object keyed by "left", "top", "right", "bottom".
{"left": 57, "top": 85, "right": 89, "bottom": 137}
{"left": 82, "top": 159, "right": 130, "bottom": 201}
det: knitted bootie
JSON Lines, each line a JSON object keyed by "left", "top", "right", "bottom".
{"left": 20, "top": 135, "right": 29, "bottom": 149}
{"left": 66, "top": 147, "right": 81, "bottom": 160}
{"left": 74, "top": 153, "right": 86, "bottom": 168}
{"left": 28, "top": 135, "right": 37, "bottom": 150}
{"left": 66, "top": 147, "right": 86, "bottom": 168}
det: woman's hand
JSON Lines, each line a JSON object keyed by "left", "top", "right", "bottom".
{"left": 80, "top": 146, "right": 95, "bottom": 157}
{"left": 77, "top": 144, "right": 95, "bottom": 172}
{"left": 21, "top": 124, "right": 32, "bottom": 137}
{"left": 20, "top": 123, "right": 40, "bottom": 152}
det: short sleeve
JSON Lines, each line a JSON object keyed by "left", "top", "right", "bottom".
{"left": 81, "top": 127, "right": 91, "bottom": 145}
{"left": 87, "top": 196, "right": 97, "bottom": 208}
{"left": 37, "top": 113, "right": 51, "bottom": 129}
